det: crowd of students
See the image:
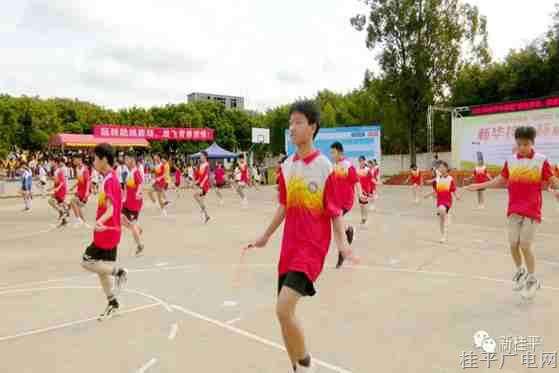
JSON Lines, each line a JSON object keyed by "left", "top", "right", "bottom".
{"left": 6, "top": 100, "right": 559, "bottom": 372}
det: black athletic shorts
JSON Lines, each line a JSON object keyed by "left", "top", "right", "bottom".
{"left": 342, "top": 208, "right": 349, "bottom": 216}
{"left": 278, "top": 271, "right": 316, "bottom": 297}
{"left": 82, "top": 243, "right": 117, "bottom": 262}
{"left": 122, "top": 207, "right": 140, "bottom": 222}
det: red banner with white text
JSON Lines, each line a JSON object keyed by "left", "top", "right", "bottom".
{"left": 93, "top": 125, "right": 214, "bottom": 142}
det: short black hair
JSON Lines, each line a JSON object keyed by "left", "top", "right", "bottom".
{"left": 289, "top": 100, "right": 320, "bottom": 139}
{"left": 330, "top": 141, "right": 344, "bottom": 153}
{"left": 201, "top": 151, "right": 208, "bottom": 159}
{"left": 94, "top": 143, "right": 115, "bottom": 167}
{"left": 411, "top": 164, "right": 417, "bottom": 169}
{"left": 515, "top": 126, "right": 536, "bottom": 142}
{"left": 359, "top": 155, "right": 366, "bottom": 161}
{"left": 239, "top": 153, "right": 245, "bottom": 160}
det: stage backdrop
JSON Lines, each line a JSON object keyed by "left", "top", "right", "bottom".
{"left": 452, "top": 107, "right": 559, "bottom": 171}
{"left": 285, "top": 125, "right": 381, "bottom": 165}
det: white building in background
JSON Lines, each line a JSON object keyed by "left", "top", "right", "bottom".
{"left": 187, "top": 92, "right": 244, "bottom": 110}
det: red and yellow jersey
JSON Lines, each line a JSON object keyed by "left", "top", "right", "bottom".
{"left": 94, "top": 171, "right": 122, "bottom": 249}
{"left": 501, "top": 150, "right": 553, "bottom": 222}
{"left": 196, "top": 162, "right": 210, "bottom": 192}
{"left": 124, "top": 168, "right": 143, "bottom": 212}
{"left": 240, "top": 161, "right": 250, "bottom": 184}
{"left": 434, "top": 175, "right": 456, "bottom": 208}
{"left": 76, "top": 165, "right": 90, "bottom": 200}
{"left": 154, "top": 162, "right": 168, "bottom": 188}
{"left": 278, "top": 150, "right": 341, "bottom": 283}
{"left": 54, "top": 167, "right": 67, "bottom": 200}
{"left": 474, "top": 166, "right": 490, "bottom": 183}
{"left": 330, "top": 158, "right": 358, "bottom": 211}
{"left": 410, "top": 170, "right": 422, "bottom": 185}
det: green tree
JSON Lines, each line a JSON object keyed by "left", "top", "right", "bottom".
{"left": 351, "top": 0, "right": 489, "bottom": 164}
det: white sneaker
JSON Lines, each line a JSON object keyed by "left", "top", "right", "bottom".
{"left": 522, "top": 274, "right": 541, "bottom": 299}
{"left": 241, "top": 198, "right": 248, "bottom": 208}
{"left": 440, "top": 235, "right": 447, "bottom": 244}
{"left": 72, "top": 219, "right": 83, "bottom": 228}
{"left": 161, "top": 209, "right": 168, "bottom": 217}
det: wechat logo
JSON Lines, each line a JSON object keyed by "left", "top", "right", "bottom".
{"left": 473, "top": 330, "right": 497, "bottom": 353}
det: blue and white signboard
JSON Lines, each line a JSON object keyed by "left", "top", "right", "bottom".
{"left": 285, "top": 125, "right": 382, "bottom": 164}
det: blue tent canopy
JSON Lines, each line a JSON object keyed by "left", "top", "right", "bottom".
{"left": 191, "top": 142, "right": 238, "bottom": 159}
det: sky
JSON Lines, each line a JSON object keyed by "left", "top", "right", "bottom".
{"left": 0, "top": 0, "right": 557, "bottom": 111}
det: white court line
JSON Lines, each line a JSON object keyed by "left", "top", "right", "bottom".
{"left": 171, "top": 305, "right": 352, "bottom": 373}
{"left": 0, "top": 302, "right": 159, "bottom": 342}
{"left": 136, "top": 358, "right": 158, "bottom": 373}
{"left": 0, "top": 285, "right": 174, "bottom": 313}
{"left": 225, "top": 317, "right": 242, "bottom": 325}
{"left": 168, "top": 323, "right": 179, "bottom": 340}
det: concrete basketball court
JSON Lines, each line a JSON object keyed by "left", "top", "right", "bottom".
{"left": 1, "top": 185, "right": 558, "bottom": 372}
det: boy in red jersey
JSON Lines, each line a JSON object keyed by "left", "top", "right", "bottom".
{"left": 48, "top": 157, "right": 70, "bottom": 227}
{"left": 194, "top": 151, "right": 211, "bottom": 223}
{"left": 466, "top": 159, "right": 492, "bottom": 209}
{"left": 330, "top": 141, "right": 358, "bottom": 269}
{"left": 244, "top": 101, "right": 357, "bottom": 373}
{"left": 81, "top": 143, "right": 128, "bottom": 320}
{"left": 405, "top": 164, "right": 422, "bottom": 204}
{"left": 424, "top": 161, "right": 461, "bottom": 243}
{"left": 69, "top": 155, "right": 91, "bottom": 227}
{"left": 467, "top": 126, "right": 559, "bottom": 299}
{"left": 122, "top": 152, "right": 145, "bottom": 256}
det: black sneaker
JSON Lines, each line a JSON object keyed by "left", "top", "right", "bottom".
{"left": 135, "top": 245, "right": 144, "bottom": 257}
{"left": 114, "top": 268, "right": 128, "bottom": 295}
{"left": 58, "top": 217, "right": 68, "bottom": 228}
{"left": 345, "top": 226, "right": 355, "bottom": 245}
{"left": 336, "top": 252, "right": 345, "bottom": 269}
{"left": 98, "top": 301, "right": 119, "bottom": 321}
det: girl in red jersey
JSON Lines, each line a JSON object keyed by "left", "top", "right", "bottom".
{"left": 148, "top": 154, "right": 169, "bottom": 215}
{"left": 424, "top": 161, "right": 461, "bottom": 243}
{"left": 213, "top": 161, "right": 226, "bottom": 205}
{"left": 193, "top": 151, "right": 211, "bottom": 223}
{"left": 69, "top": 154, "right": 91, "bottom": 227}
{"left": 405, "top": 164, "right": 422, "bottom": 204}
{"left": 235, "top": 154, "right": 249, "bottom": 206}
{"left": 172, "top": 161, "right": 183, "bottom": 199}
{"left": 357, "top": 156, "right": 373, "bottom": 225}
{"left": 466, "top": 159, "right": 492, "bottom": 209}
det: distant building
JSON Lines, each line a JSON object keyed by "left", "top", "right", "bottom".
{"left": 187, "top": 92, "right": 244, "bottom": 110}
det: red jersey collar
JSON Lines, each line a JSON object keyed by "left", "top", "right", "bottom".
{"left": 516, "top": 149, "right": 535, "bottom": 160}
{"left": 293, "top": 150, "right": 320, "bottom": 164}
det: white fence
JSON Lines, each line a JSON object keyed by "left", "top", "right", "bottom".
{"left": 380, "top": 152, "right": 452, "bottom": 176}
